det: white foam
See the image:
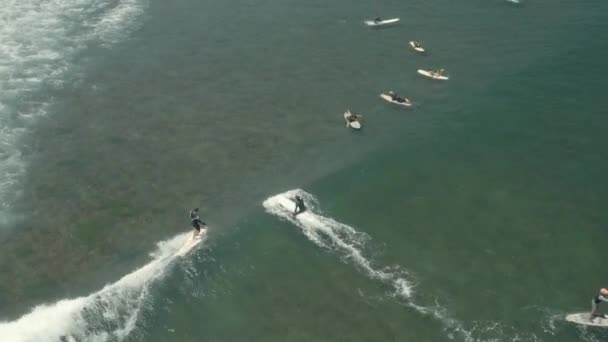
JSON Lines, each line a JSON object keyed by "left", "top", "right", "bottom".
{"left": 0, "top": 0, "right": 147, "bottom": 219}
{"left": 94, "top": 0, "right": 149, "bottom": 47}
{"left": 263, "top": 189, "right": 413, "bottom": 298}
{"left": 0, "top": 232, "right": 203, "bottom": 342}
{"left": 263, "top": 189, "right": 547, "bottom": 342}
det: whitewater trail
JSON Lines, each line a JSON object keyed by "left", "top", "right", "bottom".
{"left": 0, "top": 232, "right": 203, "bottom": 342}
{"left": 0, "top": 0, "right": 148, "bottom": 223}
{"left": 263, "top": 189, "right": 546, "bottom": 342}
{"left": 264, "top": 190, "right": 414, "bottom": 299}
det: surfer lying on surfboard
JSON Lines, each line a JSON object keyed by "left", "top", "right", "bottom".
{"left": 345, "top": 110, "right": 362, "bottom": 127}
{"left": 591, "top": 288, "right": 608, "bottom": 318}
{"left": 190, "top": 208, "right": 207, "bottom": 237}
{"left": 294, "top": 195, "right": 306, "bottom": 216}
{"left": 388, "top": 91, "right": 411, "bottom": 104}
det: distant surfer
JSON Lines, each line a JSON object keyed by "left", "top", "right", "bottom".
{"left": 373, "top": 17, "right": 382, "bottom": 24}
{"left": 294, "top": 195, "right": 306, "bottom": 216}
{"left": 388, "top": 90, "right": 409, "bottom": 104}
{"left": 591, "top": 288, "right": 608, "bottom": 319}
{"left": 345, "top": 110, "right": 361, "bottom": 127}
{"left": 190, "top": 208, "right": 206, "bottom": 237}
{"left": 346, "top": 111, "right": 358, "bottom": 123}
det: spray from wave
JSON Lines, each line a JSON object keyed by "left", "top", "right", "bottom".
{"left": 0, "top": 232, "right": 201, "bottom": 342}
{"left": 0, "top": 0, "right": 148, "bottom": 222}
{"left": 263, "top": 189, "right": 547, "bottom": 342}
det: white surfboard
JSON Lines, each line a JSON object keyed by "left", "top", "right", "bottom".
{"left": 364, "top": 18, "right": 400, "bottom": 27}
{"left": 409, "top": 41, "right": 425, "bottom": 53}
{"left": 566, "top": 313, "right": 608, "bottom": 327}
{"left": 277, "top": 196, "right": 296, "bottom": 212}
{"left": 175, "top": 229, "right": 207, "bottom": 257}
{"left": 344, "top": 110, "right": 362, "bottom": 129}
{"left": 418, "top": 69, "right": 449, "bottom": 80}
{"left": 380, "top": 94, "right": 412, "bottom": 107}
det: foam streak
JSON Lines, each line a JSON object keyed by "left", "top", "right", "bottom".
{"left": 263, "top": 189, "right": 413, "bottom": 298}
{"left": 0, "top": 232, "right": 202, "bottom": 342}
{"left": 0, "top": 0, "right": 148, "bottom": 220}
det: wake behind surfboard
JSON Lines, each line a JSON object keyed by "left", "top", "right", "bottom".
{"left": 263, "top": 189, "right": 413, "bottom": 299}
{"left": 262, "top": 190, "right": 513, "bottom": 341}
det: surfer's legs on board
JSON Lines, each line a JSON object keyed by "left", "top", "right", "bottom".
{"left": 191, "top": 221, "right": 205, "bottom": 238}
{"left": 590, "top": 300, "right": 597, "bottom": 319}
{"left": 589, "top": 300, "right": 607, "bottom": 319}
{"left": 590, "top": 290, "right": 608, "bottom": 320}
{"left": 294, "top": 205, "right": 306, "bottom": 216}
{"left": 293, "top": 195, "right": 306, "bottom": 216}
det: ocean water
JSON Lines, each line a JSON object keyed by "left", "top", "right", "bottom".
{"left": 1, "top": 0, "right": 607, "bottom": 341}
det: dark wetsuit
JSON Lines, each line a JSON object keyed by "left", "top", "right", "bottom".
{"left": 190, "top": 210, "right": 206, "bottom": 232}
{"left": 294, "top": 197, "right": 306, "bottom": 215}
{"left": 591, "top": 294, "right": 608, "bottom": 318}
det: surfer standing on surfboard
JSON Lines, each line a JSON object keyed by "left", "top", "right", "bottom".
{"left": 294, "top": 195, "right": 306, "bottom": 216}
{"left": 190, "top": 208, "right": 206, "bottom": 236}
{"left": 591, "top": 288, "right": 608, "bottom": 318}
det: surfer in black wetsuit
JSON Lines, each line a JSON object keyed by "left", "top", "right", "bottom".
{"left": 346, "top": 111, "right": 359, "bottom": 123}
{"left": 294, "top": 195, "right": 306, "bottom": 216}
{"left": 591, "top": 288, "right": 608, "bottom": 319}
{"left": 373, "top": 17, "right": 382, "bottom": 23}
{"left": 190, "top": 208, "right": 206, "bottom": 236}
{"left": 388, "top": 90, "right": 398, "bottom": 101}
{"left": 388, "top": 91, "right": 405, "bottom": 103}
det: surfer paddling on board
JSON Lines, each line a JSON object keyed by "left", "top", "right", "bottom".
{"left": 388, "top": 90, "right": 410, "bottom": 104}
{"left": 293, "top": 195, "right": 306, "bottom": 216}
{"left": 190, "top": 208, "right": 206, "bottom": 237}
{"left": 591, "top": 288, "right": 608, "bottom": 319}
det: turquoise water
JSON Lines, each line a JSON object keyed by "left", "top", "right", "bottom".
{"left": 1, "top": 0, "right": 607, "bottom": 340}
